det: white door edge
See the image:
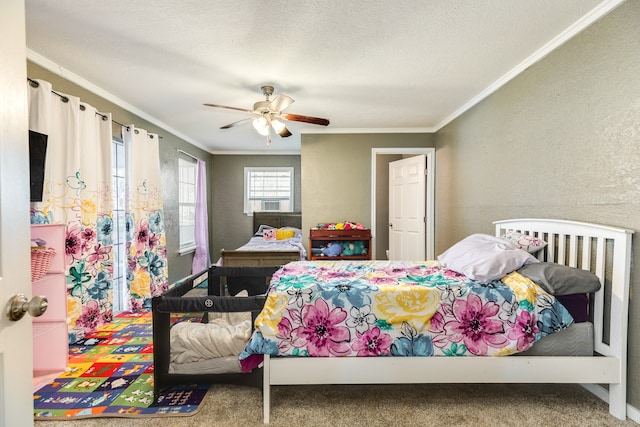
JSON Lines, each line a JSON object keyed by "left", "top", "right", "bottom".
{"left": 371, "top": 147, "right": 435, "bottom": 261}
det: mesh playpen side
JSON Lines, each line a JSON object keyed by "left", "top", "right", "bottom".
{"left": 152, "top": 265, "right": 280, "bottom": 400}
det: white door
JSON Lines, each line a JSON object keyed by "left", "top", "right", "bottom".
{"left": 388, "top": 155, "right": 426, "bottom": 260}
{"left": 0, "top": 1, "right": 34, "bottom": 426}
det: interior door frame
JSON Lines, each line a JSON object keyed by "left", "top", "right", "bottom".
{"left": 371, "top": 147, "right": 435, "bottom": 260}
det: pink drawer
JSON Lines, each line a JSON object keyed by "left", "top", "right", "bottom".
{"left": 32, "top": 275, "right": 66, "bottom": 322}
{"left": 33, "top": 322, "right": 68, "bottom": 372}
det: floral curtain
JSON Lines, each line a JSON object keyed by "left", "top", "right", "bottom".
{"left": 28, "top": 80, "right": 170, "bottom": 338}
{"left": 123, "top": 126, "right": 169, "bottom": 310}
{"left": 28, "top": 79, "right": 115, "bottom": 335}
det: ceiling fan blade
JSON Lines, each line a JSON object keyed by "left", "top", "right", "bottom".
{"left": 268, "top": 94, "right": 294, "bottom": 113}
{"left": 282, "top": 113, "right": 330, "bottom": 126}
{"left": 220, "top": 117, "right": 253, "bottom": 129}
{"left": 276, "top": 124, "right": 292, "bottom": 138}
{"left": 203, "top": 103, "right": 254, "bottom": 113}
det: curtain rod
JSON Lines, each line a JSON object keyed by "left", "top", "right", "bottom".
{"left": 27, "top": 77, "right": 162, "bottom": 139}
{"left": 177, "top": 149, "right": 200, "bottom": 162}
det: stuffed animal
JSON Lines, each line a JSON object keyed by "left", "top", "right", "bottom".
{"left": 342, "top": 241, "right": 355, "bottom": 256}
{"left": 321, "top": 242, "right": 343, "bottom": 257}
{"left": 353, "top": 240, "right": 367, "bottom": 255}
{"left": 262, "top": 228, "right": 276, "bottom": 241}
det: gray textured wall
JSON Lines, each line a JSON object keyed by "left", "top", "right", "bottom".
{"left": 26, "top": 62, "right": 214, "bottom": 285}
{"left": 209, "top": 155, "right": 301, "bottom": 259}
{"left": 435, "top": 0, "right": 640, "bottom": 407}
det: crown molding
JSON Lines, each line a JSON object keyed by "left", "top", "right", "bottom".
{"left": 434, "top": 0, "right": 626, "bottom": 131}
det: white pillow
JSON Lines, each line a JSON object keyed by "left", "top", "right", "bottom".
{"left": 501, "top": 231, "right": 547, "bottom": 254}
{"left": 437, "top": 233, "right": 540, "bottom": 283}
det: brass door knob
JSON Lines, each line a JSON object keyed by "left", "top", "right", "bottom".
{"left": 5, "top": 294, "right": 48, "bottom": 321}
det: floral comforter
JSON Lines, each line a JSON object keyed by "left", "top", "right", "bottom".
{"left": 237, "top": 236, "right": 307, "bottom": 260}
{"left": 239, "top": 261, "right": 574, "bottom": 372}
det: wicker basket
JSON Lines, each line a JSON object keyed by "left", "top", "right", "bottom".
{"left": 31, "top": 247, "right": 56, "bottom": 281}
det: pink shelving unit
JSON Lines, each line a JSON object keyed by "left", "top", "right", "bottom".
{"left": 30, "top": 224, "right": 68, "bottom": 375}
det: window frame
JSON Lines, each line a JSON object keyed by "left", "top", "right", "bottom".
{"left": 243, "top": 166, "right": 294, "bottom": 216}
{"left": 111, "top": 136, "right": 127, "bottom": 314}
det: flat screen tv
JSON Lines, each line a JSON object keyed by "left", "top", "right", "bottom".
{"left": 29, "top": 130, "right": 48, "bottom": 202}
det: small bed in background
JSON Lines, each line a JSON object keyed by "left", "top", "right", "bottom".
{"left": 220, "top": 211, "right": 305, "bottom": 267}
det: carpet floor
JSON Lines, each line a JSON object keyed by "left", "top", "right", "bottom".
{"left": 35, "top": 381, "right": 638, "bottom": 426}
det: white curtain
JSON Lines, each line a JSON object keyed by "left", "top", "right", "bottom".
{"left": 28, "top": 79, "right": 114, "bottom": 336}
{"left": 122, "top": 126, "right": 169, "bottom": 310}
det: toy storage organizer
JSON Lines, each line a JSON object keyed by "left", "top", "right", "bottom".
{"left": 309, "top": 228, "right": 371, "bottom": 260}
{"left": 31, "top": 224, "right": 67, "bottom": 374}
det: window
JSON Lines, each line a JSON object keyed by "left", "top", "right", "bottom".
{"left": 111, "top": 137, "right": 127, "bottom": 314}
{"left": 244, "top": 167, "right": 294, "bottom": 215}
{"left": 178, "top": 155, "right": 197, "bottom": 253}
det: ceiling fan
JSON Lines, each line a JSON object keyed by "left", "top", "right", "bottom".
{"left": 204, "top": 85, "right": 330, "bottom": 145}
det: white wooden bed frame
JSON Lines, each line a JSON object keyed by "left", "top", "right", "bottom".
{"left": 261, "top": 219, "right": 633, "bottom": 423}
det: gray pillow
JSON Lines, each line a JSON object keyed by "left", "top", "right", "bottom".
{"left": 516, "top": 262, "right": 601, "bottom": 295}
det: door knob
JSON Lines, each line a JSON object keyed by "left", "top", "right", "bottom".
{"left": 5, "top": 294, "right": 48, "bottom": 321}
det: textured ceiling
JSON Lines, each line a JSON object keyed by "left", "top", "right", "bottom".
{"left": 24, "top": 0, "right": 621, "bottom": 153}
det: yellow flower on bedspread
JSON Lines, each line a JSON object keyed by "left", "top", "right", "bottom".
{"left": 255, "top": 293, "right": 289, "bottom": 337}
{"left": 372, "top": 285, "right": 440, "bottom": 330}
{"left": 494, "top": 346, "right": 519, "bottom": 356}
{"left": 501, "top": 271, "right": 549, "bottom": 305}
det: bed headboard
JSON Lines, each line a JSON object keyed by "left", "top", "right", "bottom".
{"left": 494, "top": 218, "right": 633, "bottom": 361}
{"left": 252, "top": 211, "right": 302, "bottom": 232}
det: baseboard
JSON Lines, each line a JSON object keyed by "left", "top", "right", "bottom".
{"left": 627, "top": 403, "right": 640, "bottom": 424}
{"left": 581, "top": 383, "right": 640, "bottom": 424}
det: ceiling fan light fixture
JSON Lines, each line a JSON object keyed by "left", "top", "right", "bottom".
{"left": 252, "top": 117, "right": 269, "bottom": 136}
{"left": 271, "top": 118, "right": 285, "bottom": 132}
{"left": 205, "top": 85, "right": 330, "bottom": 144}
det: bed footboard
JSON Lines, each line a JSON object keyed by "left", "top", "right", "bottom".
{"left": 262, "top": 354, "right": 622, "bottom": 424}
{"left": 220, "top": 249, "right": 301, "bottom": 267}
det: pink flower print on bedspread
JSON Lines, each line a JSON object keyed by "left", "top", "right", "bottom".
{"left": 352, "top": 326, "right": 393, "bottom": 356}
{"left": 289, "top": 298, "right": 351, "bottom": 357}
{"left": 507, "top": 310, "right": 540, "bottom": 352}
{"left": 444, "top": 294, "right": 508, "bottom": 355}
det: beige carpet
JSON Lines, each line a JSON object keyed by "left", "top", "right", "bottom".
{"left": 35, "top": 382, "right": 637, "bottom": 426}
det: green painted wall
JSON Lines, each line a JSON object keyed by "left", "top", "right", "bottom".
{"left": 301, "top": 133, "right": 435, "bottom": 254}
